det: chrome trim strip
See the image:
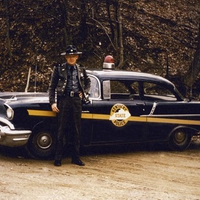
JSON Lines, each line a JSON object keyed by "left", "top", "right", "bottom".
{"left": 0, "top": 117, "right": 15, "bottom": 129}
{"left": 149, "top": 102, "right": 157, "bottom": 115}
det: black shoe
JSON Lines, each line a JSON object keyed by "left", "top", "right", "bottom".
{"left": 54, "top": 160, "right": 61, "bottom": 166}
{"left": 72, "top": 158, "right": 85, "bottom": 166}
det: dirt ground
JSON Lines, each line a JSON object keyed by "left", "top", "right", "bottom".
{"left": 0, "top": 140, "right": 200, "bottom": 200}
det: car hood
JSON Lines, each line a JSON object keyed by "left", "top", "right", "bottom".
{"left": 0, "top": 92, "right": 49, "bottom": 108}
{"left": 0, "top": 92, "right": 48, "bottom": 99}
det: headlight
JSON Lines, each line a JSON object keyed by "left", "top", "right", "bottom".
{"left": 6, "top": 107, "right": 14, "bottom": 120}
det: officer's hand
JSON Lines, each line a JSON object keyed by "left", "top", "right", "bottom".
{"left": 79, "top": 92, "right": 83, "bottom": 99}
{"left": 51, "top": 103, "right": 59, "bottom": 113}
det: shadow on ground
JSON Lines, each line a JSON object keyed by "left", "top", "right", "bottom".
{"left": 0, "top": 140, "right": 200, "bottom": 160}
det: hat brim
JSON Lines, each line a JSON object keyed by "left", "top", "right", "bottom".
{"left": 61, "top": 52, "right": 82, "bottom": 56}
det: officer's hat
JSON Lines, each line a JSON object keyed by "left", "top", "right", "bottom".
{"left": 61, "top": 45, "right": 82, "bottom": 56}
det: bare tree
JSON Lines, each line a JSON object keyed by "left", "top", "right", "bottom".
{"left": 58, "top": 0, "right": 71, "bottom": 46}
{"left": 106, "top": 0, "right": 124, "bottom": 68}
{"left": 184, "top": 22, "right": 200, "bottom": 97}
{"left": 116, "top": 0, "right": 124, "bottom": 68}
{"left": 1, "top": 0, "right": 12, "bottom": 61}
{"left": 78, "top": 0, "right": 87, "bottom": 46}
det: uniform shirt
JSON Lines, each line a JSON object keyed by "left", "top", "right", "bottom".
{"left": 65, "top": 65, "right": 79, "bottom": 94}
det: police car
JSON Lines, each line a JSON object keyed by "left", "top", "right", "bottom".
{"left": 0, "top": 62, "right": 200, "bottom": 159}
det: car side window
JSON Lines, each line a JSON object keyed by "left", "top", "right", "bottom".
{"left": 129, "top": 82, "right": 139, "bottom": 100}
{"left": 103, "top": 80, "right": 111, "bottom": 99}
{"left": 143, "top": 82, "right": 176, "bottom": 101}
{"left": 110, "top": 80, "right": 131, "bottom": 99}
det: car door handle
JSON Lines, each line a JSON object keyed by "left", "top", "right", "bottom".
{"left": 136, "top": 103, "right": 145, "bottom": 106}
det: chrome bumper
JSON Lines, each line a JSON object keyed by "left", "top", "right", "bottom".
{"left": 0, "top": 117, "right": 31, "bottom": 147}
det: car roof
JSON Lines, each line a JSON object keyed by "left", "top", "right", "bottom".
{"left": 87, "top": 69, "right": 174, "bottom": 87}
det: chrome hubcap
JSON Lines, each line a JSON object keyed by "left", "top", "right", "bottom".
{"left": 37, "top": 134, "right": 52, "bottom": 149}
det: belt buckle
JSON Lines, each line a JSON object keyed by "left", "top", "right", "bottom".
{"left": 70, "top": 91, "right": 74, "bottom": 97}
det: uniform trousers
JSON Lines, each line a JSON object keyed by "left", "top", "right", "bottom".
{"left": 55, "top": 96, "right": 82, "bottom": 161}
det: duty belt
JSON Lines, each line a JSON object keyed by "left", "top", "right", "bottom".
{"left": 64, "top": 91, "right": 79, "bottom": 97}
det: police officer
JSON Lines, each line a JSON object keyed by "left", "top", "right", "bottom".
{"left": 49, "top": 45, "right": 91, "bottom": 166}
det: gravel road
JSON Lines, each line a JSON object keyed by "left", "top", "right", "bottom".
{"left": 0, "top": 141, "right": 200, "bottom": 200}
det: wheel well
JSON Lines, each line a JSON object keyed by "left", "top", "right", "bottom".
{"left": 168, "top": 126, "right": 196, "bottom": 139}
{"left": 32, "top": 120, "right": 57, "bottom": 135}
{"left": 27, "top": 121, "right": 57, "bottom": 159}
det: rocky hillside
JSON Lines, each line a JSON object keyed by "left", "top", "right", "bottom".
{"left": 0, "top": 1, "right": 199, "bottom": 97}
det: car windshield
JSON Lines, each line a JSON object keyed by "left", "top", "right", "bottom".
{"left": 89, "top": 76, "right": 100, "bottom": 98}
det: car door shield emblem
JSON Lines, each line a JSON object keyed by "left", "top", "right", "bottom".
{"left": 109, "top": 104, "right": 131, "bottom": 127}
